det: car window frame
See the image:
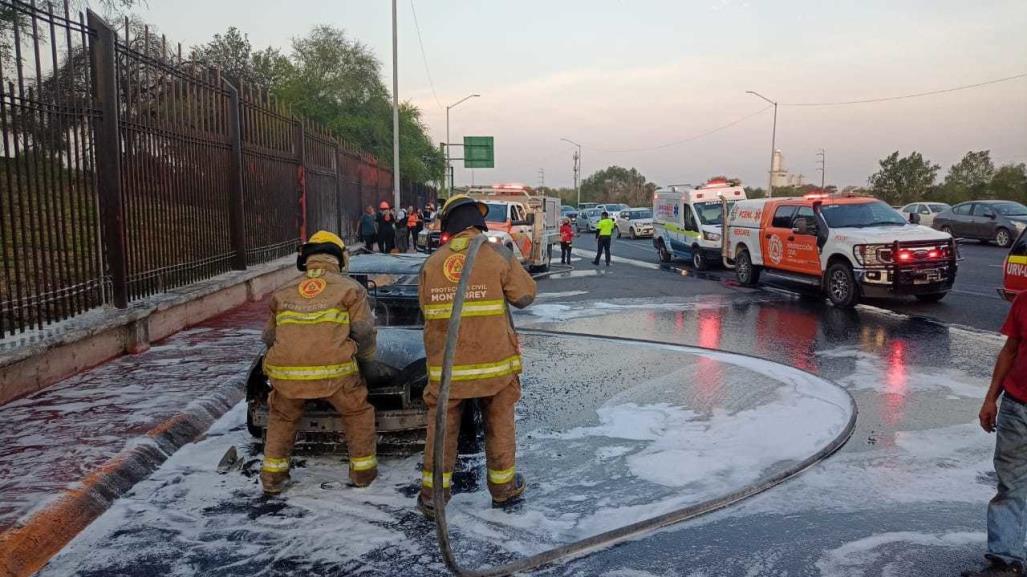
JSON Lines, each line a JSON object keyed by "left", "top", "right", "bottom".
{"left": 771, "top": 205, "right": 798, "bottom": 229}
{"left": 952, "top": 203, "right": 973, "bottom": 216}
{"left": 972, "top": 203, "right": 995, "bottom": 218}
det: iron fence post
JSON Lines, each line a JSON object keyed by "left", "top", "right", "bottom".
{"left": 87, "top": 10, "right": 128, "bottom": 308}
{"left": 334, "top": 142, "right": 344, "bottom": 238}
{"left": 224, "top": 80, "right": 247, "bottom": 270}
{"left": 296, "top": 120, "right": 307, "bottom": 241}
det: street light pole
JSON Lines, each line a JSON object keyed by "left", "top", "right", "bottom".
{"left": 817, "top": 148, "right": 826, "bottom": 189}
{"left": 561, "top": 138, "right": 582, "bottom": 207}
{"left": 746, "top": 90, "right": 778, "bottom": 198}
{"left": 445, "top": 93, "right": 480, "bottom": 196}
{"left": 391, "top": 0, "right": 400, "bottom": 209}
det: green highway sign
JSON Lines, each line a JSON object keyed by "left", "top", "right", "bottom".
{"left": 463, "top": 136, "right": 494, "bottom": 168}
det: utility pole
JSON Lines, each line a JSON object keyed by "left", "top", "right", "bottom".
{"left": 561, "top": 138, "right": 582, "bottom": 206}
{"left": 746, "top": 91, "right": 777, "bottom": 198}
{"left": 537, "top": 168, "right": 545, "bottom": 192}
{"left": 816, "top": 149, "right": 826, "bottom": 189}
{"left": 391, "top": 0, "right": 400, "bottom": 209}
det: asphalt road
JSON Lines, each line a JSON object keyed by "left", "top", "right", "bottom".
{"left": 585, "top": 234, "right": 1012, "bottom": 332}
{"left": 38, "top": 242, "right": 1012, "bottom": 577}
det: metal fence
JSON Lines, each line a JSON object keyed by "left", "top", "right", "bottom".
{"left": 0, "top": 0, "right": 436, "bottom": 337}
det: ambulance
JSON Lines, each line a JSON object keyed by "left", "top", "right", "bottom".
{"left": 1000, "top": 228, "right": 1027, "bottom": 301}
{"left": 653, "top": 178, "right": 747, "bottom": 270}
{"left": 724, "top": 194, "right": 957, "bottom": 308}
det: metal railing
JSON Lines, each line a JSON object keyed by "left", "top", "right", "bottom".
{"left": 0, "top": 0, "right": 436, "bottom": 337}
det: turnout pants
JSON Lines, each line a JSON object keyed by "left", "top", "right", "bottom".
{"left": 593, "top": 236, "right": 612, "bottom": 265}
{"left": 262, "top": 384, "right": 378, "bottom": 487}
{"left": 422, "top": 378, "right": 522, "bottom": 501}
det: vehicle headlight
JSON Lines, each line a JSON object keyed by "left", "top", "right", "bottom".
{"left": 702, "top": 231, "right": 721, "bottom": 242}
{"left": 1014, "top": 221, "right": 1026, "bottom": 231}
{"left": 853, "top": 244, "right": 893, "bottom": 266}
{"left": 488, "top": 236, "right": 499, "bottom": 243}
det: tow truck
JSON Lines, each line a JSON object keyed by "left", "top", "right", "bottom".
{"left": 1001, "top": 228, "right": 1027, "bottom": 301}
{"left": 724, "top": 193, "right": 957, "bottom": 308}
{"left": 416, "top": 184, "right": 561, "bottom": 272}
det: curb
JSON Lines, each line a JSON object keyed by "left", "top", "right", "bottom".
{"left": 0, "top": 376, "right": 247, "bottom": 577}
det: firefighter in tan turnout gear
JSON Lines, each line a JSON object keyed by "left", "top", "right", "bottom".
{"left": 417, "top": 195, "right": 537, "bottom": 517}
{"left": 260, "top": 231, "right": 379, "bottom": 494}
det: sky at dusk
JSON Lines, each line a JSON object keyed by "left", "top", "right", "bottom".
{"left": 135, "top": 0, "right": 1027, "bottom": 189}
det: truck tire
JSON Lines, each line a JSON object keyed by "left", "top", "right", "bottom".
{"left": 735, "top": 249, "right": 760, "bottom": 286}
{"left": 826, "top": 262, "right": 859, "bottom": 308}
{"left": 657, "top": 240, "right": 672, "bottom": 263}
{"left": 996, "top": 228, "right": 1013, "bottom": 248}
{"left": 915, "top": 292, "right": 947, "bottom": 303}
{"left": 692, "top": 246, "right": 708, "bottom": 271}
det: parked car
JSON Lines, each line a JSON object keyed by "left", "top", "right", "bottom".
{"left": 561, "top": 206, "right": 578, "bottom": 224}
{"left": 932, "top": 200, "right": 1027, "bottom": 248}
{"left": 615, "top": 208, "right": 654, "bottom": 239}
{"left": 576, "top": 208, "right": 601, "bottom": 232}
{"left": 1000, "top": 228, "right": 1027, "bottom": 301}
{"left": 899, "top": 202, "right": 950, "bottom": 227}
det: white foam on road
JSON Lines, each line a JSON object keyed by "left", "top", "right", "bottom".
{"left": 815, "top": 531, "right": 982, "bottom": 577}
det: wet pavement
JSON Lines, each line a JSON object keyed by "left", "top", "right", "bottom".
{"left": 0, "top": 298, "right": 268, "bottom": 532}
{"left": 21, "top": 250, "right": 1013, "bottom": 576}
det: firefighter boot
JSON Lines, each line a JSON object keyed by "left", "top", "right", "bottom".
{"left": 260, "top": 471, "right": 291, "bottom": 495}
{"left": 349, "top": 465, "right": 378, "bottom": 488}
{"left": 489, "top": 473, "right": 526, "bottom": 508}
{"left": 417, "top": 487, "right": 452, "bottom": 520}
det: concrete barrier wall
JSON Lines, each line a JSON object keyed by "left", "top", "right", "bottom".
{"left": 0, "top": 258, "right": 300, "bottom": 406}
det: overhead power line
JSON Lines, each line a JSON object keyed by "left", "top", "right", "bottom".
{"left": 584, "top": 105, "right": 773, "bottom": 153}
{"left": 409, "top": 0, "right": 443, "bottom": 111}
{"left": 781, "top": 72, "right": 1027, "bottom": 107}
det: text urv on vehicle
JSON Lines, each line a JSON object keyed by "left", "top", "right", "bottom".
{"left": 723, "top": 193, "right": 959, "bottom": 308}
{"left": 415, "top": 184, "right": 561, "bottom": 272}
{"left": 1001, "top": 228, "right": 1027, "bottom": 301}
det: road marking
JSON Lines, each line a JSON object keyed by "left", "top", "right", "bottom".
{"left": 571, "top": 248, "right": 661, "bottom": 270}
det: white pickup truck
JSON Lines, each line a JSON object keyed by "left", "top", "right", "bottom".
{"left": 724, "top": 194, "right": 958, "bottom": 307}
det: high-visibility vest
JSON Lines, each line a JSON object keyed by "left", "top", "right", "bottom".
{"left": 408, "top": 212, "right": 420, "bottom": 227}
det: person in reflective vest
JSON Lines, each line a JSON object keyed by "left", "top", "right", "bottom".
{"left": 593, "top": 211, "right": 616, "bottom": 266}
{"left": 260, "top": 230, "right": 378, "bottom": 494}
{"left": 417, "top": 195, "right": 537, "bottom": 517}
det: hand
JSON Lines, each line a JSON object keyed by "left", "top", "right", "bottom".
{"left": 979, "top": 399, "right": 999, "bottom": 433}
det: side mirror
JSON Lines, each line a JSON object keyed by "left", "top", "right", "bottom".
{"left": 909, "top": 212, "right": 921, "bottom": 224}
{"left": 792, "top": 219, "right": 810, "bottom": 235}
{"left": 987, "top": 212, "right": 997, "bottom": 220}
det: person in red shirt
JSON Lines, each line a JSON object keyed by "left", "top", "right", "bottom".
{"left": 559, "top": 217, "right": 574, "bottom": 266}
{"left": 966, "top": 292, "right": 1027, "bottom": 577}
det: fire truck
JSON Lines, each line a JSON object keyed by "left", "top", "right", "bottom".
{"left": 416, "top": 184, "right": 561, "bottom": 272}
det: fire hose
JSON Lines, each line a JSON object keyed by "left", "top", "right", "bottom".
{"left": 431, "top": 234, "right": 858, "bottom": 577}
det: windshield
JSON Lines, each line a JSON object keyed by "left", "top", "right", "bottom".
{"left": 484, "top": 203, "right": 508, "bottom": 223}
{"left": 993, "top": 202, "right": 1027, "bottom": 217}
{"left": 627, "top": 209, "right": 651, "bottom": 220}
{"left": 820, "top": 201, "right": 907, "bottom": 228}
{"left": 695, "top": 201, "right": 734, "bottom": 225}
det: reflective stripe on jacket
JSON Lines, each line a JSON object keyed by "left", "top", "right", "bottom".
{"left": 262, "top": 255, "right": 377, "bottom": 399}
{"left": 419, "top": 229, "right": 537, "bottom": 399}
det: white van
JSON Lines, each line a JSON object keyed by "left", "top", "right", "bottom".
{"left": 653, "top": 179, "right": 747, "bottom": 269}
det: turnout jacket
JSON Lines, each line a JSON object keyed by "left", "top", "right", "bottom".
{"left": 262, "top": 255, "right": 377, "bottom": 399}
{"left": 419, "top": 228, "right": 537, "bottom": 399}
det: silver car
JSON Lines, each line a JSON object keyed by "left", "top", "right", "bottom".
{"left": 576, "top": 208, "right": 602, "bottom": 232}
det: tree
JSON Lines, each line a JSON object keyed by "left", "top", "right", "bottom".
{"left": 580, "top": 166, "right": 657, "bottom": 207}
{"left": 868, "top": 151, "right": 940, "bottom": 205}
{"left": 990, "top": 163, "right": 1027, "bottom": 205}
{"left": 940, "top": 150, "right": 995, "bottom": 202}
